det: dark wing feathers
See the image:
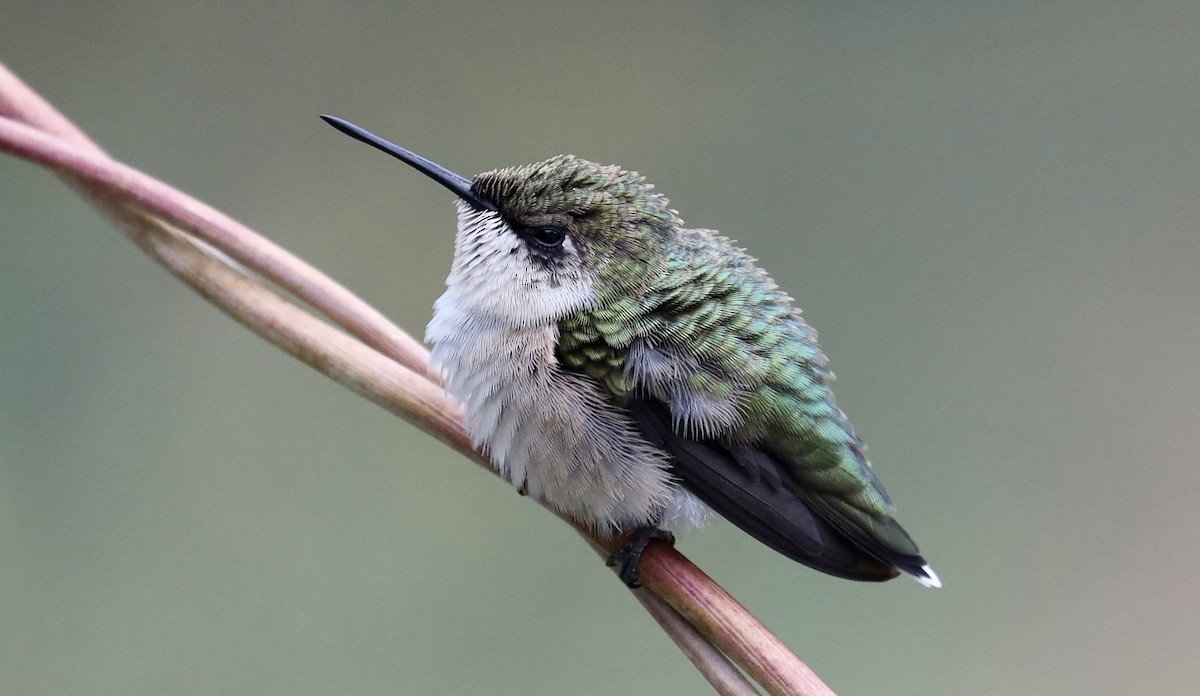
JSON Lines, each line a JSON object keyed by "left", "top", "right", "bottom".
{"left": 628, "top": 398, "right": 901, "bottom": 582}
{"left": 792, "top": 476, "right": 931, "bottom": 580}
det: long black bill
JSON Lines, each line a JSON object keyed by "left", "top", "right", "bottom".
{"left": 320, "top": 115, "right": 496, "bottom": 212}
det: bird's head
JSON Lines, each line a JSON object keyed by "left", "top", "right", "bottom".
{"left": 323, "top": 116, "right": 679, "bottom": 327}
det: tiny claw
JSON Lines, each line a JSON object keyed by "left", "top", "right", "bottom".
{"left": 606, "top": 527, "right": 675, "bottom": 589}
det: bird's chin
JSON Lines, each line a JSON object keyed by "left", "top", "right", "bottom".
{"left": 447, "top": 205, "right": 596, "bottom": 328}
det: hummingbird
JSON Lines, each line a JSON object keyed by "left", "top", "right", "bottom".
{"left": 323, "top": 115, "right": 940, "bottom": 589}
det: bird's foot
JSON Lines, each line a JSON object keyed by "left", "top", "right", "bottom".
{"left": 606, "top": 526, "right": 675, "bottom": 588}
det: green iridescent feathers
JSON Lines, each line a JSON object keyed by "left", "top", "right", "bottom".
{"left": 562, "top": 228, "right": 921, "bottom": 559}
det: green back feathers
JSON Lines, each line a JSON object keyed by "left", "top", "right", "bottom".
{"left": 560, "top": 226, "right": 920, "bottom": 557}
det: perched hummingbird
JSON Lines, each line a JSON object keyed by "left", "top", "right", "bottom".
{"left": 323, "top": 115, "right": 940, "bottom": 589}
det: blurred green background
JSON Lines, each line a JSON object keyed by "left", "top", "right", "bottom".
{"left": 2, "top": 2, "right": 1198, "bottom": 694}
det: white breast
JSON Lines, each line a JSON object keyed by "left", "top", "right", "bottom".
{"left": 425, "top": 288, "right": 712, "bottom": 532}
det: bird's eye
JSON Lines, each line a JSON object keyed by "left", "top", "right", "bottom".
{"left": 529, "top": 226, "right": 566, "bottom": 249}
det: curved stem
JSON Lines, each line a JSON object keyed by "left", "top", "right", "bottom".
{"left": 0, "top": 67, "right": 429, "bottom": 379}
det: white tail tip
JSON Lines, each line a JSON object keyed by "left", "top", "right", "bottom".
{"left": 910, "top": 564, "right": 942, "bottom": 588}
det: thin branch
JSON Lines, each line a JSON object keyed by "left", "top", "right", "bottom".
{"left": 0, "top": 67, "right": 429, "bottom": 378}
{"left": 0, "top": 61, "right": 836, "bottom": 696}
{"left": 630, "top": 590, "right": 760, "bottom": 696}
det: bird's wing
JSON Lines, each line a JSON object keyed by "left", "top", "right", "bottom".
{"left": 626, "top": 397, "right": 908, "bottom": 582}
{"left": 558, "top": 227, "right": 937, "bottom": 585}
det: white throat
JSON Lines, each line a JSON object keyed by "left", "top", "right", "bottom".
{"left": 439, "top": 202, "right": 594, "bottom": 328}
